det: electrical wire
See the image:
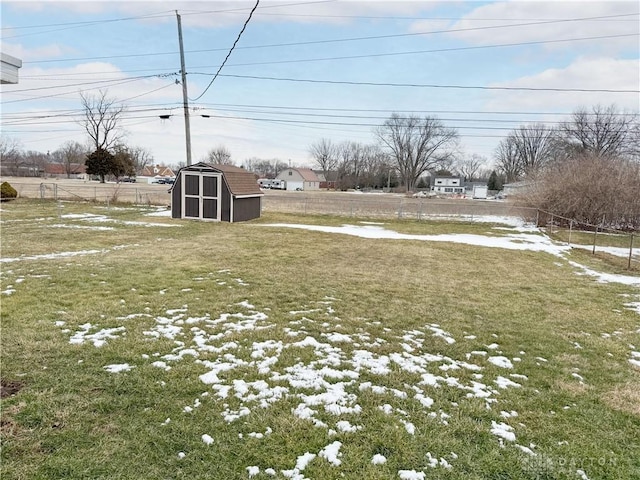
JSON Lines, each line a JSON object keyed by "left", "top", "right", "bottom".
{"left": 197, "top": 73, "right": 639, "bottom": 94}
{"left": 189, "top": 0, "right": 260, "bottom": 102}
{"left": 21, "top": 12, "right": 639, "bottom": 65}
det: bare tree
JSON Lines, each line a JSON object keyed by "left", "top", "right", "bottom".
{"left": 510, "top": 124, "right": 555, "bottom": 175}
{"left": 494, "top": 136, "right": 522, "bottom": 183}
{"left": 80, "top": 90, "right": 126, "bottom": 151}
{"left": 203, "top": 145, "right": 233, "bottom": 165}
{"left": 56, "top": 141, "right": 87, "bottom": 178}
{"left": 376, "top": 114, "right": 458, "bottom": 192}
{"left": 309, "top": 138, "right": 338, "bottom": 179}
{"left": 560, "top": 105, "right": 639, "bottom": 160}
{"left": 457, "top": 153, "right": 486, "bottom": 182}
{"left": 0, "top": 136, "right": 23, "bottom": 176}
{"left": 127, "top": 146, "right": 153, "bottom": 174}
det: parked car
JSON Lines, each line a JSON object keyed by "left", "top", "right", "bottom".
{"left": 121, "top": 176, "right": 136, "bottom": 183}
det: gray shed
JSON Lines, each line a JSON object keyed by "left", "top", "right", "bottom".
{"left": 170, "top": 163, "right": 263, "bottom": 222}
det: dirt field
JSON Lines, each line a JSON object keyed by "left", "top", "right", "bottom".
{"left": 0, "top": 176, "right": 532, "bottom": 220}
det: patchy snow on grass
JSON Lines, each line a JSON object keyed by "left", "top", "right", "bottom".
{"left": 68, "top": 323, "right": 126, "bottom": 347}
{"left": 487, "top": 356, "right": 514, "bottom": 369}
{"left": 260, "top": 223, "right": 569, "bottom": 256}
{"left": 318, "top": 441, "right": 343, "bottom": 466}
{"left": 568, "top": 261, "right": 640, "bottom": 287}
{"left": 629, "top": 351, "right": 640, "bottom": 368}
{"left": 490, "top": 421, "right": 516, "bottom": 442}
{"left": 103, "top": 363, "right": 133, "bottom": 373}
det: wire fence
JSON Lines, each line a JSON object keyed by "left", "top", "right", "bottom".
{"left": 15, "top": 181, "right": 171, "bottom": 207}
{"left": 5, "top": 180, "right": 638, "bottom": 270}
{"left": 262, "top": 194, "right": 534, "bottom": 221}
{"left": 535, "top": 209, "right": 637, "bottom": 270}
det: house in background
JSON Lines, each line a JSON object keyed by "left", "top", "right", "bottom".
{"left": 139, "top": 165, "right": 175, "bottom": 184}
{"left": 44, "top": 163, "right": 86, "bottom": 180}
{"left": 275, "top": 168, "right": 321, "bottom": 191}
{"left": 431, "top": 176, "right": 465, "bottom": 195}
{"left": 1, "top": 53, "right": 22, "bottom": 84}
{"left": 170, "top": 163, "right": 263, "bottom": 223}
{"left": 314, "top": 170, "right": 337, "bottom": 190}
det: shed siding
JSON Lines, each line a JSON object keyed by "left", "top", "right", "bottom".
{"left": 171, "top": 179, "right": 182, "bottom": 218}
{"left": 221, "top": 182, "right": 231, "bottom": 222}
{"left": 233, "top": 197, "right": 261, "bottom": 222}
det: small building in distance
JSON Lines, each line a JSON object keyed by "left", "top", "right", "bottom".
{"left": 431, "top": 176, "right": 465, "bottom": 195}
{"left": 139, "top": 165, "right": 176, "bottom": 184}
{"left": 170, "top": 163, "right": 263, "bottom": 222}
{"left": 44, "top": 163, "right": 87, "bottom": 180}
{"left": 275, "top": 168, "right": 321, "bottom": 191}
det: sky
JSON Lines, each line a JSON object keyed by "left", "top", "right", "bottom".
{"left": 1, "top": 0, "right": 638, "bottom": 170}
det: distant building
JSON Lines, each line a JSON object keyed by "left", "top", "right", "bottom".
{"left": 1, "top": 53, "right": 22, "bottom": 84}
{"left": 431, "top": 176, "right": 465, "bottom": 195}
{"left": 139, "top": 164, "right": 176, "bottom": 184}
{"left": 275, "top": 168, "right": 321, "bottom": 191}
{"left": 44, "top": 163, "right": 87, "bottom": 179}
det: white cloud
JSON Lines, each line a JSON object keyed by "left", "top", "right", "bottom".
{"left": 7, "top": 1, "right": 443, "bottom": 28}
{"left": 486, "top": 57, "right": 640, "bottom": 111}
{"left": 0, "top": 42, "right": 76, "bottom": 61}
{"left": 418, "top": 1, "right": 639, "bottom": 54}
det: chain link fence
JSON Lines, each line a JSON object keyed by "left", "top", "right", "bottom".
{"left": 5, "top": 180, "right": 637, "bottom": 270}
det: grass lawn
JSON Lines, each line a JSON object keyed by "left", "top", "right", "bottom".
{"left": 1, "top": 199, "right": 639, "bottom": 480}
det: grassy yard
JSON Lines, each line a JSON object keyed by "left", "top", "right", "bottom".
{"left": 1, "top": 199, "right": 639, "bottom": 480}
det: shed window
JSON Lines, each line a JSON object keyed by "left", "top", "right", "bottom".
{"left": 288, "top": 171, "right": 292, "bottom": 176}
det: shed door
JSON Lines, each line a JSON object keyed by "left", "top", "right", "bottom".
{"left": 182, "top": 172, "right": 221, "bottom": 220}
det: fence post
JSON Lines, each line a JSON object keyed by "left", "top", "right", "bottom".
{"left": 550, "top": 213, "right": 554, "bottom": 232}
{"left": 54, "top": 183, "right": 58, "bottom": 201}
{"left": 592, "top": 224, "right": 598, "bottom": 255}
{"left": 629, "top": 233, "right": 635, "bottom": 270}
{"left": 398, "top": 199, "right": 403, "bottom": 219}
{"left": 304, "top": 196, "right": 308, "bottom": 215}
{"left": 417, "top": 199, "right": 422, "bottom": 221}
{"left": 536, "top": 209, "right": 540, "bottom": 227}
{"left": 568, "top": 220, "right": 573, "bottom": 246}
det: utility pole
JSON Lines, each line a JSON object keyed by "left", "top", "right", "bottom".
{"left": 176, "top": 11, "right": 192, "bottom": 166}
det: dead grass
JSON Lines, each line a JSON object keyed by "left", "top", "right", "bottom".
{"left": 2, "top": 199, "right": 640, "bottom": 480}
{"left": 602, "top": 380, "right": 640, "bottom": 415}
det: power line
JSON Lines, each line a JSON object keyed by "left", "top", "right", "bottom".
{"left": 189, "top": 0, "right": 261, "bottom": 102}
{"left": 212, "top": 33, "right": 640, "bottom": 69}
{"left": 21, "top": 12, "right": 639, "bottom": 65}
{"left": 0, "top": 77, "right": 157, "bottom": 105}
{"left": 197, "top": 73, "right": 639, "bottom": 94}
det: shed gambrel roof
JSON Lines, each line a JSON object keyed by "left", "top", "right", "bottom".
{"left": 173, "top": 163, "right": 262, "bottom": 196}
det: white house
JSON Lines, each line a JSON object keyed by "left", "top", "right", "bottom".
{"left": 431, "top": 176, "right": 465, "bottom": 195}
{"left": 275, "top": 168, "right": 321, "bottom": 191}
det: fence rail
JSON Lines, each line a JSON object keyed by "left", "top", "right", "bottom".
{"left": 536, "top": 208, "right": 637, "bottom": 270}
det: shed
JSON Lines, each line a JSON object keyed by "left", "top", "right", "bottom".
{"left": 170, "top": 163, "right": 263, "bottom": 222}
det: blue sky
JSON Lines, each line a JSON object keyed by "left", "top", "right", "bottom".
{"left": 1, "top": 0, "right": 638, "bottom": 169}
